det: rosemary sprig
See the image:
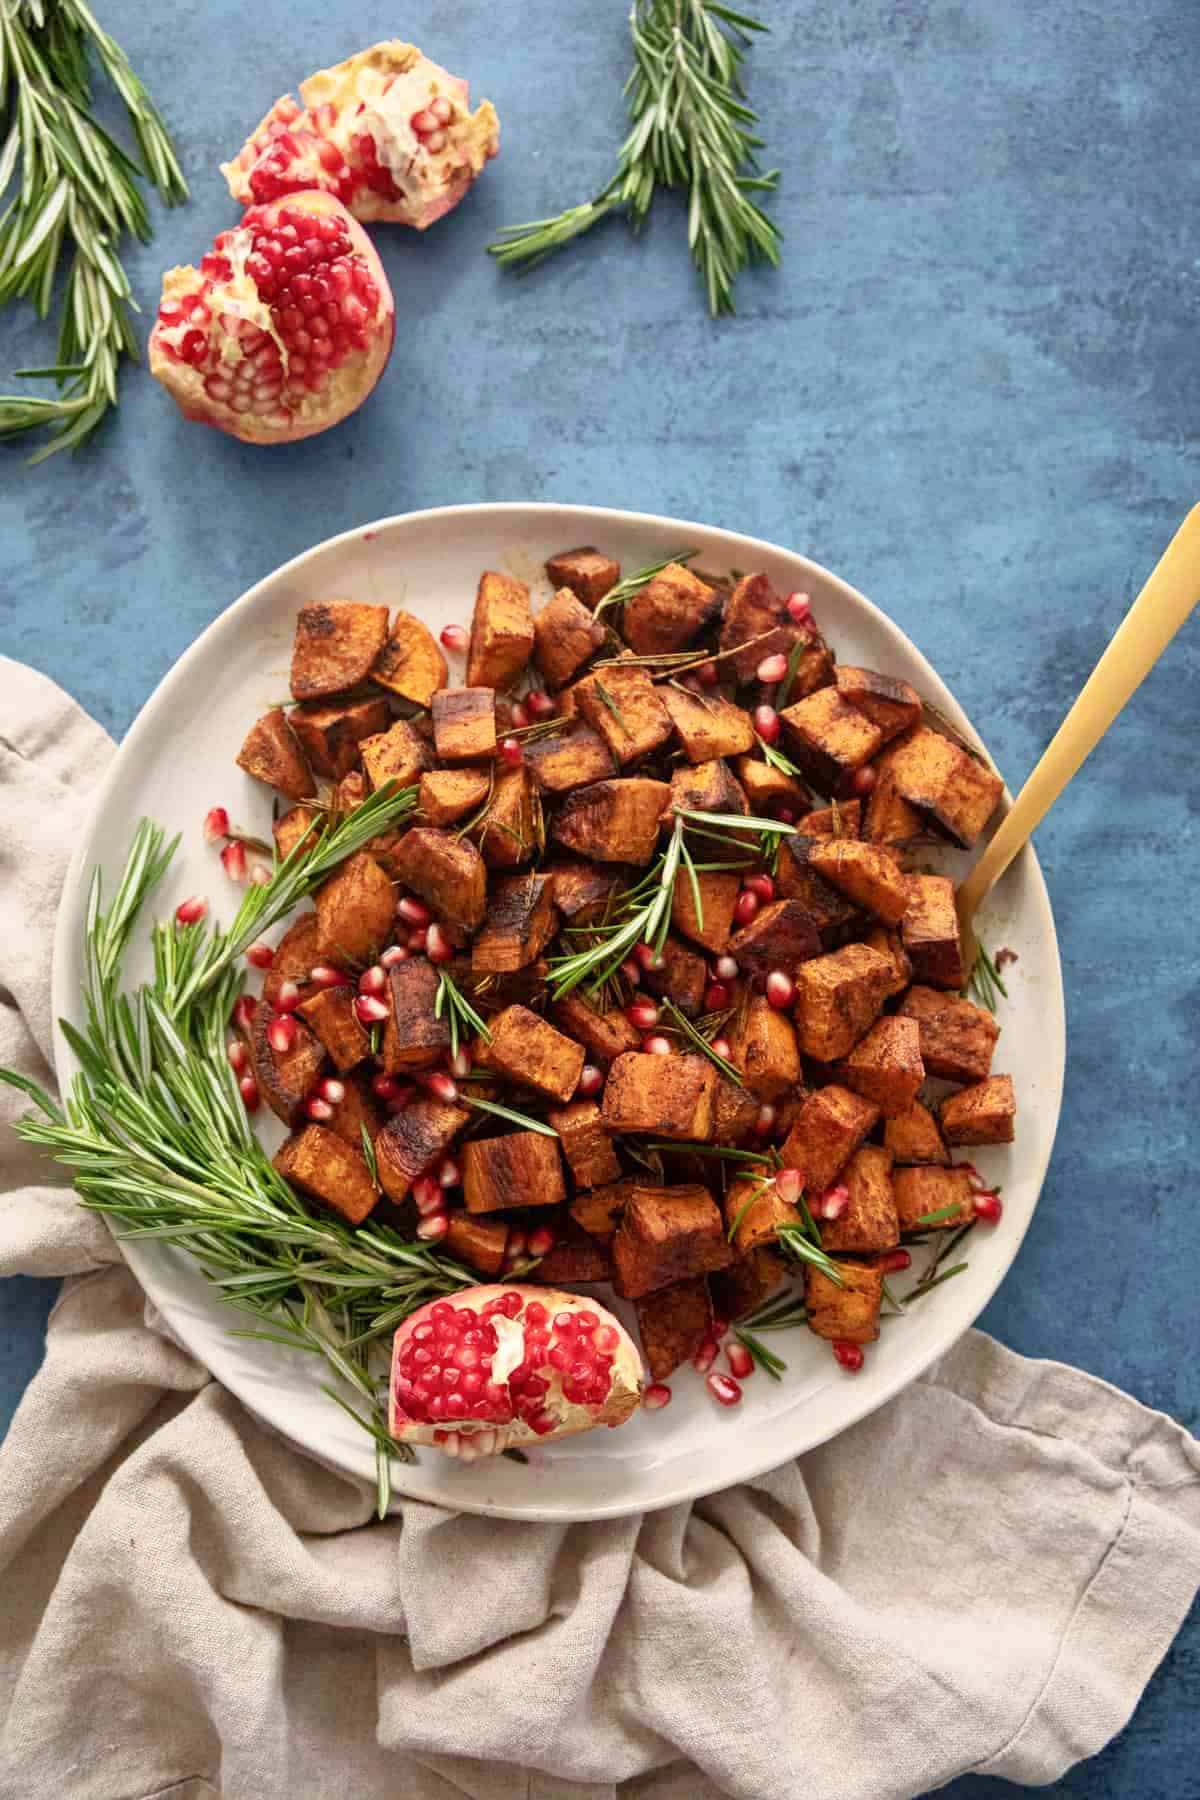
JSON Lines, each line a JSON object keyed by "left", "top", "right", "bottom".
{"left": 592, "top": 677, "right": 630, "bottom": 737}
{"left": 659, "top": 997, "right": 743, "bottom": 1085}
{"left": 904, "top": 1219, "right": 976, "bottom": 1304}
{"left": 359, "top": 1124, "right": 380, "bottom": 1191}
{"left": 435, "top": 968, "right": 493, "bottom": 1059}
{"left": 592, "top": 548, "right": 698, "bottom": 619}
{"left": 914, "top": 1203, "right": 967, "bottom": 1227}
{"left": 754, "top": 735, "right": 806, "bottom": 780}
{"left": 462, "top": 1095, "right": 558, "bottom": 1138}
{"left": 774, "top": 634, "right": 811, "bottom": 708}
{"left": 732, "top": 1291, "right": 810, "bottom": 1379}
{"left": 0, "top": 0, "right": 188, "bottom": 460}
{"left": 732, "top": 1328, "right": 786, "bottom": 1379}
{"left": 776, "top": 1224, "right": 845, "bottom": 1286}
{"left": 963, "top": 941, "right": 1008, "bottom": 1012}
{"left": 548, "top": 817, "right": 684, "bottom": 998}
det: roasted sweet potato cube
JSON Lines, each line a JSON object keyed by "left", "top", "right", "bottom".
{"left": 298, "top": 985, "right": 371, "bottom": 1072}
{"left": 370, "top": 610, "right": 448, "bottom": 708}
{"left": 486, "top": 1005, "right": 585, "bottom": 1103}
{"left": 335, "top": 770, "right": 368, "bottom": 816}
{"left": 476, "top": 765, "right": 539, "bottom": 870}
{"left": 544, "top": 546, "right": 620, "bottom": 608}
{"left": 780, "top": 687, "right": 884, "bottom": 796}
{"left": 463, "top": 1132, "right": 566, "bottom": 1213}
{"left": 775, "top": 840, "right": 863, "bottom": 950}
{"left": 552, "top": 778, "right": 672, "bottom": 865}
{"left": 322, "top": 1072, "right": 383, "bottom": 1151}
{"left": 730, "top": 898, "right": 823, "bottom": 979}
{"left": 375, "top": 1099, "right": 469, "bottom": 1204}
{"left": 444, "top": 1211, "right": 510, "bottom": 1278}
{"left": 382, "top": 957, "right": 451, "bottom": 1072}
{"left": 391, "top": 828, "right": 487, "bottom": 929}
{"left": 835, "top": 666, "right": 922, "bottom": 742}
{"left": 793, "top": 944, "right": 893, "bottom": 1060}
{"left": 359, "top": 718, "right": 426, "bottom": 793}
{"left": 719, "top": 574, "right": 813, "bottom": 683}
{"left": 274, "top": 804, "right": 320, "bottom": 861}
{"left": 570, "top": 1181, "right": 632, "bottom": 1239}
{"left": 734, "top": 755, "right": 808, "bottom": 815}
{"left": 711, "top": 1246, "right": 787, "bottom": 1323}
{"left": 432, "top": 687, "right": 496, "bottom": 765}
{"left": 884, "top": 1099, "right": 950, "bottom": 1166}
{"left": 289, "top": 696, "right": 390, "bottom": 780}
{"left": 668, "top": 758, "right": 749, "bottom": 826}
{"left": 861, "top": 926, "right": 913, "bottom": 998}
{"left": 805, "top": 1258, "right": 883, "bottom": 1344}
{"left": 262, "top": 913, "right": 321, "bottom": 1009}
{"left": 418, "top": 768, "right": 490, "bottom": 827}
{"left": 290, "top": 600, "right": 390, "bottom": 701}
{"left": 576, "top": 665, "right": 673, "bottom": 767}
{"left": 365, "top": 829, "right": 409, "bottom": 883}
{"left": 236, "top": 708, "right": 315, "bottom": 802}
{"left": 534, "top": 1217, "right": 614, "bottom": 1284}
{"left": 622, "top": 561, "right": 720, "bottom": 655}
{"left": 805, "top": 838, "right": 909, "bottom": 926}
{"left": 612, "top": 1183, "right": 732, "bottom": 1298}
{"left": 250, "top": 1000, "right": 326, "bottom": 1126}
{"left": 471, "top": 874, "right": 558, "bottom": 974}
{"left": 314, "top": 851, "right": 395, "bottom": 963}
{"left": 863, "top": 749, "right": 927, "bottom": 845}
{"left": 797, "top": 798, "right": 862, "bottom": 838}
{"left": 779, "top": 1083, "right": 880, "bottom": 1195}
{"left": 548, "top": 861, "right": 621, "bottom": 925}
{"left": 893, "top": 1165, "right": 976, "bottom": 1232}
{"left": 662, "top": 688, "right": 756, "bottom": 763}
{"left": 940, "top": 1074, "right": 1016, "bottom": 1146}
{"left": 642, "top": 935, "right": 708, "bottom": 1017}
{"left": 821, "top": 1146, "right": 899, "bottom": 1253}
{"left": 897, "top": 987, "right": 999, "bottom": 1084}
{"left": 466, "top": 570, "right": 535, "bottom": 689}
{"left": 274, "top": 1125, "right": 378, "bottom": 1225}
{"left": 552, "top": 995, "right": 641, "bottom": 1065}
{"left": 832, "top": 1016, "right": 924, "bottom": 1117}
{"left": 671, "top": 867, "right": 739, "bottom": 953}
{"left": 546, "top": 1100, "right": 621, "bottom": 1189}
{"left": 887, "top": 726, "right": 1004, "bottom": 849}
{"left": 729, "top": 995, "right": 801, "bottom": 1101}
{"left": 635, "top": 1276, "right": 714, "bottom": 1381}
{"left": 524, "top": 721, "right": 615, "bottom": 796}
{"left": 723, "top": 1176, "right": 802, "bottom": 1256}
{"left": 714, "top": 1073, "right": 760, "bottom": 1145}
{"left": 533, "top": 588, "right": 606, "bottom": 689}
{"left": 602, "top": 1052, "right": 718, "bottom": 1141}
{"left": 901, "top": 874, "right": 964, "bottom": 989}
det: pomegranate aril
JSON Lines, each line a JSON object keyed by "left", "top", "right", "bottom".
{"left": 175, "top": 896, "right": 208, "bottom": 926}
{"left": 450, "top": 1047, "right": 473, "bottom": 1080}
{"left": 785, "top": 591, "right": 812, "bottom": 623}
{"left": 877, "top": 1248, "right": 912, "bottom": 1272}
{"left": 756, "top": 652, "right": 789, "bottom": 683}
{"left": 426, "top": 921, "right": 453, "bottom": 963}
{"left": 716, "top": 955, "right": 739, "bottom": 982}
{"left": 695, "top": 660, "right": 720, "bottom": 687}
{"left": 232, "top": 994, "right": 257, "bottom": 1034}
{"left": 526, "top": 689, "right": 555, "bottom": 718}
{"left": 317, "top": 1078, "right": 345, "bottom": 1104}
{"left": 726, "top": 1342, "right": 754, "bottom": 1380}
{"left": 634, "top": 942, "right": 664, "bottom": 971}
{"left": 704, "top": 981, "right": 731, "bottom": 1011}
{"left": 833, "top": 1341, "right": 865, "bottom": 1372}
{"left": 710, "top": 1036, "right": 733, "bottom": 1060}
{"left": 275, "top": 980, "right": 302, "bottom": 1013}
{"left": 305, "top": 1096, "right": 334, "bottom": 1122}
{"left": 381, "top": 945, "right": 408, "bottom": 968}
{"left": 775, "top": 1167, "right": 803, "bottom": 1205}
{"left": 753, "top": 704, "right": 780, "bottom": 744}
{"left": 642, "top": 1035, "right": 672, "bottom": 1056}
{"left": 620, "top": 958, "right": 642, "bottom": 986}
{"left": 227, "top": 1039, "right": 248, "bottom": 1074}
{"left": 527, "top": 1226, "right": 555, "bottom": 1257}
{"left": 753, "top": 1103, "right": 776, "bottom": 1137}
{"left": 245, "top": 940, "right": 274, "bottom": 970}
{"left": 707, "top": 1372, "right": 742, "bottom": 1406}
{"left": 974, "top": 1192, "right": 1003, "bottom": 1223}
{"left": 413, "top": 1177, "right": 443, "bottom": 1216}
{"left": 643, "top": 1383, "right": 672, "bottom": 1411}
{"left": 397, "top": 895, "right": 431, "bottom": 927}
{"left": 505, "top": 1229, "right": 527, "bottom": 1262}
{"left": 309, "top": 964, "right": 348, "bottom": 989}
{"left": 627, "top": 1000, "right": 659, "bottom": 1030}
{"left": 576, "top": 1064, "right": 603, "bottom": 1098}
{"left": 355, "top": 995, "right": 389, "bottom": 1024}
{"left": 852, "top": 765, "right": 878, "bottom": 796}
{"left": 766, "top": 970, "right": 795, "bottom": 1009}
{"left": 267, "top": 1014, "right": 297, "bottom": 1055}
{"left": 733, "top": 890, "right": 759, "bottom": 925}
{"left": 416, "top": 1213, "right": 449, "bottom": 1242}
{"left": 203, "top": 806, "right": 229, "bottom": 843}
{"left": 239, "top": 1075, "right": 260, "bottom": 1112}
{"left": 441, "top": 624, "right": 469, "bottom": 653}
{"left": 820, "top": 1183, "right": 850, "bottom": 1220}
{"left": 437, "top": 1157, "right": 461, "bottom": 1189}
{"left": 746, "top": 874, "right": 775, "bottom": 903}
{"left": 358, "top": 965, "right": 387, "bottom": 995}
{"left": 692, "top": 1338, "right": 719, "bottom": 1374}
{"left": 498, "top": 736, "right": 523, "bottom": 768}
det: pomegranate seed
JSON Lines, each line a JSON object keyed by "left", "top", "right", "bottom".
{"left": 450, "top": 1047, "right": 473, "bottom": 1079}
{"left": 627, "top": 1000, "right": 659, "bottom": 1030}
{"left": 426, "top": 921, "right": 453, "bottom": 964}
{"left": 726, "top": 1342, "right": 754, "bottom": 1380}
{"left": 227, "top": 1039, "right": 248, "bottom": 1074}
{"left": 695, "top": 660, "right": 720, "bottom": 687}
{"left": 704, "top": 981, "right": 731, "bottom": 1011}
{"left": 877, "top": 1249, "right": 912, "bottom": 1272}
{"left": 733, "top": 890, "right": 759, "bottom": 925}
{"left": 692, "top": 1338, "right": 719, "bottom": 1374}
{"left": 852, "top": 765, "right": 878, "bottom": 796}
{"left": 785, "top": 591, "right": 812, "bottom": 623}
{"left": 429, "top": 95, "right": 454, "bottom": 125}
{"left": 267, "top": 1014, "right": 297, "bottom": 1055}
{"left": 642, "top": 1034, "right": 671, "bottom": 1056}
{"left": 526, "top": 690, "right": 555, "bottom": 718}
{"left": 753, "top": 703, "right": 781, "bottom": 744}
{"left": 440, "top": 623, "right": 469, "bottom": 653}
{"left": 309, "top": 964, "right": 348, "bottom": 989}
{"left": 506, "top": 1228, "right": 527, "bottom": 1261}
{"left": 359, "top": 965, "right": 387, "bottom": 995}
{"left": 643, "top": 1383, "right": 673, "bottom": 1411}
{"left": 634, "top": 942, "right": 664, "bottom": 971}
{"left": 381, "top": 945, "right": 408, "bottom": 968}
{"left": 425, "top": 1072, "right": 458, "bottom": 1104}
{"left": 275, "top": 980, "right": 302, "bottom": 1013}
{"left": 527, "top": 1225, "right": 556, "bottom": 1257}
{"left": 423, "top": 128, "right": 449, "bottom": 153}
{"left": 220, "top": 841, "right": 247, "bottom": 883}
{"left": 576, "top": 1064, "right": 604, "bottom": 1098}
{"left": 203, "top": 806, "right": 229, "bottom": 843}
{"left": 820, "top": 1183, "right": 850, "bottom": 1221}
{"left": 776, "top": 806, "right": 796, "bottom": 824}
{"left": 355, "top": 995, "right": 389, "bottom": 1024}
{"left": 416, "top": 1213, "right": 450, "bottom": 1242}
{"left": 620, "top": 957, "right": 642, "bottom": 986}
{"left": 437, "top": 1157, "right": 460, "bottom": 1188}
{"left": 410, "top": 106, "right": 439, "bottom": 134}
{"left": 407, "top": 927, "right": 428, "bottom": 953}
{"left": 974, "top": 1192, "right": 1003, "bottom": 1223}
{"left": 746, "top": 874, "right": 775, "bottom": 903}
{"left": 175, "top": 896, "right": 208, "bottom": 926}
{"left": 245, "top": 940, "right": 274, "bottom": 970}
{"left": 765, "top": 970, "right": 795, "bottom": 1009}
{"left": 413, "top": 1176, "right": 443, "bottom": 1216}
{"left": 248, "top": 864, "right": 272, "bottom": 887}
{"left": 305, "top": 1096, "right": 334, "bottom": 1122}
{"left": 833, "top": 1341, "right": 865, "bottom": 1372}
{"left": 775, "top": 1167, "right": 803, "bottom": 1205}
{"left": 232, "top": 994, "right": 257, "bottom": 1034}
{"left": 239, "top": 1075, "right": 260, "bottom": 1112}
{"left": 756, "top": 652, "right": 788, "bottom": 683}
{"left": 372, "top": 1073, "right": 404, "bottom": 1101}
{"left": 499, "top": 736, "right": 523, "bottom": 767}
{"left": 318, "top": 1078, "right": 345, "bottom": 1104}
{"left": 707, "top": 1372, "right": 743, "bottom": 1406}
{"left": 397, "top": 896, "right": 432, "bottom": 927}
{"left": 716, "top": 955, "right": 739, "bottom": 982}
{"left": 509, "top": 703, "right": 532, "bottom": 729}
{"left": 710, "top": 1035, "right": 733, "bottom": 1060}
{"left": 753, "top": 1103, "right": 776, "bottom": 1137}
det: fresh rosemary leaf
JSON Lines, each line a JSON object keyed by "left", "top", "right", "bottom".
{"left": 775, "top": 634, "right": 811, "bottom": 708}
{"left": 726, "top": 1190, "right": 761, "bottom": 1242}
{"left": 360, "top": 1125, "right": 380, "bottom": 1190}
{"left": 915, "top": 1203, "right": 965, "bottom": 1226}
{"left": 592, "top": 677, "right": 630, "bottom": 737}
{"left": 963, "top": 941, "right": 1009, "bottom": 1012}
{"left": 462, "top": 1095, "right": 558, "bottom": 1137}
{"left": 592, "top": 549, "right": 697, "bottom": 619}
{"left": 905, "top": 1261, "right": 969, "bottom": 1302}
{"left": 732, "top": 1327, "right": 786, "bottom": 1379}
{"left": 739, "top": 1292, "right": 809, "bottom": 1333}
{"left": 437, "top": 968, "right": 492, "bottom": 1059}
{"left": 659, "top": 997, "right": 743, "bottom": 1085}
{"left": 549, "top": 818, "right": 683, "bottom": 998}
{"left": 755, "top": 734, "right": 806, "bottom": 780}
{"left": 776, "top": 1224, "right": 844, "bottom": 1286}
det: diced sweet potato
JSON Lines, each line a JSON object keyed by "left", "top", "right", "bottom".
{"left": 893, "top": 1165, "right": 976, "bottom": 1232}
{"left": 290, "top": 600, "right": 390, "bottom": 700}
{"left": 820, "top": 1146, "right": 899, "bottom": 1253}
{"left": 236, "top": 708, "right": 315, "bottom": 802}
{"left": 359, "top": 718, "right": 426, "bottom": 793}
{"left": 263, "top": 912, "right": 321, "bottom": 1009}
{"left": 734, "top": 755, "right": 807, "bottom": 816}
{"left": 635, "top": 1276, "right": 714, "bottom": 1380}
{"left": 835, "top": 666, "right": 922, "bottom": 742}
{"left": 552, "top": 778, "right": 672, "bottom": 865}
{"left": 444, "top": 1211, "right": 510, "bottom": 1278}
{"left": 711, "top": 1246, "right": 787, "bottom": 1323}
{"left": 940, "top": 1074, "right": 1016, "bottom": 1146}
{"left": 546, "top": 1100, "right": 621, "bottom": 1188}
{"left": 804, "top": 838, "right": 909, "bottom": 926}
{"left": 901, "top": 874, "right": 964, "bottom": 989}
{"left": 552, "top": 995, "right": 641, "bottom": 1065}
{"left": 274, "top": 1124, "right": 377, "bottom": 1225}
{"left": 796, "top": 798, "right": 862, "bottom": 838}
{"left": 570, "top": 1181, "right": 632, "bottom": 1239}
{"left": 623, "top": 561, "right": 720, "bottom": 655}
{"left": 298, "top": 985, "right": 371, "bottom": 1072}
{"left": 274, "top": 804, "right": 320, "bottom": 861}
{"left": 719, "top": 573, "right": 826, "bottom": 684}
{"left": 544, "top": 546, "right": 620, "bottom": 608}
{"left": 534, "top": 588, "right": 606, "bottom": 689}
{"left": 485, "top": 1004, "right": 585, "bottom": 1103}
{"left": 832, "top": 1015, "right": 924, "bottom": 1117}
{"left": 432, "top": 687, "right": 496, "bottom": 765}
{"left": 471, "top": 873, "right": 558, "bottom": 974}
{"left": 250, "top": 999, "right": 326, "bottom": 1126}
{"left": 335, "top": 770, "right": 368, "bottom": 815}
{"left": 723, "top": 1176, "right": 801, "bottom": 1256}
{"left": 805, "top": 1258, "right": 883, "bottom": 1343}
{"left": 391, "top": 828, "right": 487, "bottom": 929}
{"left": 534, "top": 1217, "right": 614, "bottom": 1284}
{"left": 575, "top": 666, "right": 673, "bottom": 766}
{"left": 642, "top": 935, "right": 708, "bottom": 1017}
{"left": 612, "top": 1183, "right": 732, "bottom": 1298}
{"left": 382, "top": 957, "right": 451, "bottom": 1072}
{"left": 775, "top": 840, "right": 863, "bottom": 950}
{"left": 729, "top": 898, "right": 823, "bottom": 978}
{"left": 370, "top": 610, "right": 448, "bottom": 708}
{"left": 714, "top": 1072, "right": 760, "bottom": 1145}
{"left": 364, "top": 829, "right": 408, "bottom": 883}
{"left": 548, "top": 861, "right": 621, "bottom": 924}
{"left": 662, "top": 688, "right": 756, "bottom": 763}
{"left": 668, "top": 758, "right": 749, "bottom": 828}
{"left": 780, "top": 687, "right": 884, "bottom": 796}
{"left": 779, "top": 1084, "right": 880, "bottom": 1195}
{"left": 323, "top": 1070, "right": 384, "bottom": 1150}
{"left": 861, "top": 926, "right": 913, "bottom": 997}
{"left": 884, "top": 1099, "right": 950, "bottom": 1166}
{"left": 463, "top": 1132, "right": 566, "bottom": 1213}
{"left": 476, "top": 765, "right": 540, "bottom": 871}
{"left": 728, "top": 995, "right": 801, "bottom": 1101}
{"left": 314, "top": 851, "right": 395, "bottom": 963}
{"left": 671, "top": 867, "right": 739, "bottom": 953}
{"left": 602, "top": 1052, "right": 718, "bottom": 1141}
{"left": 897, "top": 986, "right": 999, "bottom": 1084}
{"left": 792, "top": 943, "right": 894, "bottom": 1060}
{"left": 418, "top": 768, "right": 490, "bottom": 827}
{"left": 466, "top": 570, "right": 535, "bottom": 689}
{"left": 863, "top": 752, "right": 926, "bottom": 846}
{"left": 524, "top": 720, "right": 615, "bottom": 795}
{"left": 375, "top": 1099, "right": 469, "bottom": 1204}
{"left": 887, "top": 726, "right": 1004, "bottom": 849}
{"left": 288, "top": 696, "right": 390, "bottom": 780}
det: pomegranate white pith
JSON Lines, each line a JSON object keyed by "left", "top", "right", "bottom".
{"left": 149, "top": 192, "right": 394, "bottom": 445}
{"left": 389, "top": 1285, "right": 644, "bottom": 1456}
{"left": 221, "top": 41, "right": 500, "bottom": 230}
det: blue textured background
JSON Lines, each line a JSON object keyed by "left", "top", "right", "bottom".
{"left": 2, "top": 2, "right": 1198, "bottom": 1793}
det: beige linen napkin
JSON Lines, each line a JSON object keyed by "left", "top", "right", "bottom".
{"left": 2, "top": 654, "right": 1199, "bottom": 1800}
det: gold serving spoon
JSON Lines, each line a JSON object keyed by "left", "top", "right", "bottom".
{"left": 957, "top": 505, "right": 1200, "bottom": 968}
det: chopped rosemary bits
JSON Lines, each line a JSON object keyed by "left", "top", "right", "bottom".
{"left": 963, "top": 941, "right": 1009, "bottom": 1012}
{"left": 462, "top": 1095, "right": 558, "bottom": 1137}
{"left": 436, "top": 968, "right": 493, "bottom": 1058}
{"left": 659, "top": 998, "right": 743, "bottom": 1086}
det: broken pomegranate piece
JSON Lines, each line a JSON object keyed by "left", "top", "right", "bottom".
{"left": 148, "top": 192, "right": 394, "bottom": 445}
{"left": 221, "top": 40, "right": 500, "bottom": 230}
{"left": 389, "top": 1284, "right": 643, "bottom": 1456}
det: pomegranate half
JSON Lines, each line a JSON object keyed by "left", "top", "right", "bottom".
{"left": 148, "top": 191, "right": 394, "bottom": 445}
{"left": 221, "top": 41, "right": 500, "bottom": 231}
{"left": 389, "top": 1285, "right": 644, "bottom": 1457}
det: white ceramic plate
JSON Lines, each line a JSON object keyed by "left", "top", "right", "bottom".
{"left": 51, "top": 503, "right": 1064, "bottom": 1521}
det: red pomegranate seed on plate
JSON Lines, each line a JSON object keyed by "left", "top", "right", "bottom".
{"left": 643, "top": 1383, "right": 672, "bottom": 1411}
{"left": 692, "top": 1338, "right": 718, "bottom": 1374}
{"left": 707, "top": 1371, "right": 743, "bottom": 1406}
{"left": 203, "top": 806, "right": 229, "bottom": 843}
{"left": 309, "top": 963, "right": 347, "bottom": 989}
{"left": 620, "top": 957, "right": 642, "bottom": 986}
{"left": 372, "top": 1073, "right": 403, "bottom": 1101}
{"left": 500, "top": 736, "right": 523, "bottom": 766}
{"left": 318, "top": 1078, "right": 345, "bottom": 1104}
{"left": 627, "top": 1000, "right": 658, "bottom": 1030}
{"left": 746, "top": 874, "right": 775, "bottom": 903}
{"left": 833, "top": 1341, "right": 864, "bottom": 1371}
{"left": 753, "top": 1103, "right": 776, "bottom": 1137}
{"left": 509, "top": 702, "right": 531, "bottom": 729}
{"left": 413, "top": 1176, "right": 443, "bottom": 1216}
{"left": 275, "top": 980, "right": 302, "bottom": 1013}
{"left": 440, "top": 623, "right": 469, "bottom": 653}
{"left": 852, "top": 765, "right": 877, "bottom": 796}
{"left": 305, "top": 1096, "right": 334, "bottom": 1122}
{"left": 416, "top": 1212, "right": 450, "bottom": 1242}
{"left": 248, "top": 864, "right": 272, "bottom": 887}
{"left": 227, "top": 1039, "right": 248, "bottom": 1074}
{"left": 175, "top": 895, "right": 208, "bottom": 926}
{"left": 726, "top": 1342, "right": 754, "bottom": 1380}
{"left": 974, "top": 1192, "right": 1003, "bottom": 1223}
{"left": 505, "top": 1228, "right": 527, "bottom": 1261}
{"left": 785, "top": 591, "right": 812, "bottom": 623}
{"left": 397, "top": 895, "right": 431, "bottom": 926}
{"left": 526, "top": 689, "right": 555, "bottom": 718}
{"left": 381, "top": 945, "right": 408, "bottom": 967}
{"left": 710, "top": 1036, "right": 733, "bottom": 1060}
{"left": 733, "top": 890, "right": 759, "bottom": 926}
{"left": 576, "top": 1064, "right": 603, "bottom": 1098}
{"left": 753, "top": 704, "right": 780, "bottom": 744}
{"left": 355, "top": 994, "right": 389, "bottom": 1024}
{"left": 704, "top": 981, "right": 730, "bottom": 1011}
{"left": 239, "top": 1075, "right": 260, "bottom": 1112}
{"left": 450, "top": 1046, "right": 473, "bottom": 1079}
{"left": 245, "top": 940, "right": 274, "bottom": 970}
{"left": 715, "top": 954, "right": 739, "bottom": 982}
{"left": 437, "top": 1157, "right": 460, "bottom": 1188}
{"left": 642, "top": 1034, "right": 671, "bottom": 1056}
{"left": 407, "top": 927, "right": 428, "bottom": 953}
{"left": 425, "top": 1072, "right": 458, "bottom": 1104}
{"left": 426, "top": 921, "right": 453, "bottom": 963}
{"left": 527, "top": 1225, "right": 556, "bottom": 1257}
{"left": 267, "top": 1014, "right": 297, "bottom": 1054}
{"left": 765, "top": 969, "right": 794, "bottom": 1009}
{"left": 820, "top": 1182, "right": 850, "bottom": 1220}
{"left": 232, "top": 994, "right": 257, "bottom": 1034}
{"left": 220, "top": 840, "right": 247, "bottom": 883}
{"left": 358, "top": 964, "right": 387, "bottom": 995}
{"left": 877, "top": 1248, "right": 912, "bottom": 1272}
{"left": 634, "top": 941, "right": 664, "bottom": 971}
{"left": 756, "top": 651, "right": 788, "bottom": 683}
{"left": 774, "top": 1167, "right": 803, "bottom": 1205}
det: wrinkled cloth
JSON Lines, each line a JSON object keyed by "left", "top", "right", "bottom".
{"left": 1, "top": 655, "right": 1198, "bottom": 1800}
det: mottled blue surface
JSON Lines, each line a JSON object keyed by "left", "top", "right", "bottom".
{"left": 2, "top": 1, "right": 1198, "bottom": 1792}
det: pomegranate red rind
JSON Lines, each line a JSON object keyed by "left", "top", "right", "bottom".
{"left": 389, "top": 1284, "right": 644, "bottom": 1455}
{"left": 221, "top": 41, "right": 500, "bottom": 230}
{"left": 149, "top": 192, "right": 394, "bottom": 446}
